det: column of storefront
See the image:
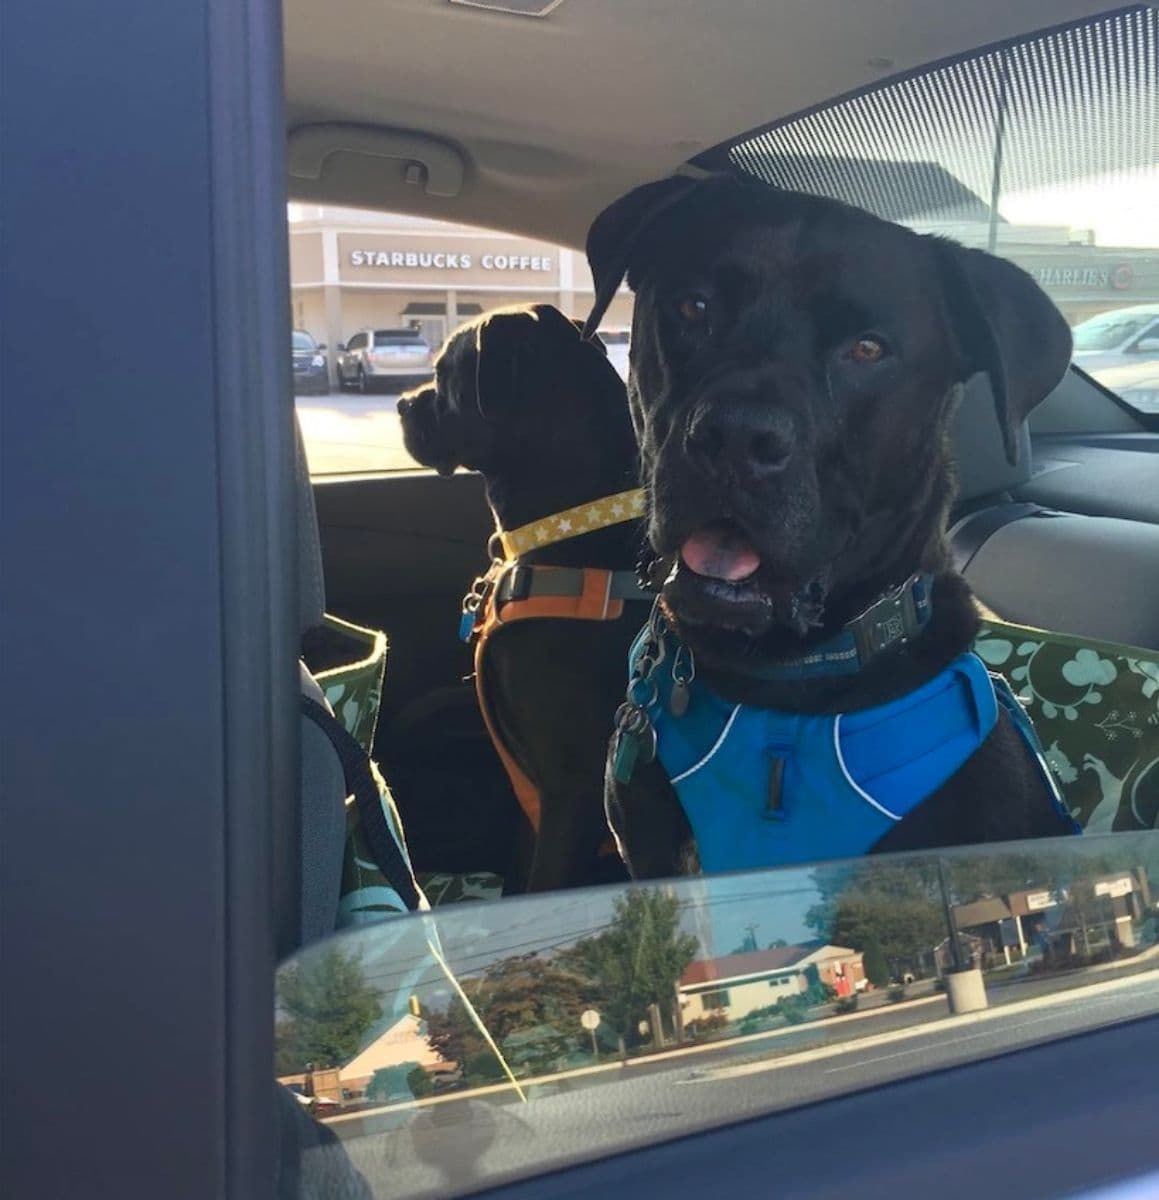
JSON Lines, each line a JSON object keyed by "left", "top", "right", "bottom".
{"left": 558, "top": 248, "right": 576, "bottom": 320}
{"left": 321, "top": 228, "right": 343, "bottom": 389}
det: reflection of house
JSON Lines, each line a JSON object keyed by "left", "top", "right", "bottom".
{"left": 679, "top": 943, "right": 865, "bottom": 1024}
{"left": 943, "top": 868, "right": 1151, "bottom": 970}
{"left": 336, "top": 1013, "right": 445, "bottom": 1099}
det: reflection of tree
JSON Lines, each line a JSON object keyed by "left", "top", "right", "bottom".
{"left": 807, "top": 863, "right": 945, "bottom": 978}
{"left": 560, "top": 888, "right": 698, "bottom": 1048}
{"left": 425, "top": 952, "right": 591, "bottom": 1082}
{"left": 275, "top": 947, "right": 382, "bottom": 1075}
{"left": 427, "top": 888, "right": 698, "bottom": 1085}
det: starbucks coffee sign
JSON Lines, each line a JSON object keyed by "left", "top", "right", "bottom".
{"left": 348, "top": 248, "right": 553, "bottom": 273}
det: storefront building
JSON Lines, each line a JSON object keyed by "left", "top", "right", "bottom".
{"left": 289, "top": 205, "right": 1159, "bottom": 387}
{"left": 288, "top": 205, "right": 634, "bottom": 384}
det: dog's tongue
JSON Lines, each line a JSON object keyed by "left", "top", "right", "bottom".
{"left": 680, "top": 525, "right": 762, "bottom": 582}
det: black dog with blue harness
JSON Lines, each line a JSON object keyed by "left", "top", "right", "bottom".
{"left": 584, "top": 174, "right": 1082, "bottom": 878}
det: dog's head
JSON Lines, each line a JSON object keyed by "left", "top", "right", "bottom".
{"left": 399, "top": 303, "right": 628, "bottom": 481}
{"left": 585, "top": 176, "right": 1071, "bottom": 653}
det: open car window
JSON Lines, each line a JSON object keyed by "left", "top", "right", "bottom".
{"left": 277, "top": 833, "right": 1159, "bottom": 1199}
{"left": 289, "top": 208, "right": 623, "bottom": 475}
{"left": 702, "top": 6, "right": 1159, "bottom": 417}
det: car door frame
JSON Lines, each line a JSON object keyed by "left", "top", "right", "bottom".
{"left": 1, "top": 0, "right": 294, "bottom": 1195}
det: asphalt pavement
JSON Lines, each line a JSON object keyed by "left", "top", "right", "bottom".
{"left": 295, "top": 389, "right": 412, "bottom": 475}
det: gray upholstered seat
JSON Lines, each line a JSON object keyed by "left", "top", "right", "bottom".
{"left": 949, "top": 375, "right": 1159, "bottom": 649}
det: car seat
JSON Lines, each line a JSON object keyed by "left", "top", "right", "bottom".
{"left": 948, "top": 373, "right": 1159, "bottom": 650}
{"left": 289, "top": 420, "right": 425, "bottom": 954}
{"left": 287, "top": 420, "right": 349, "bottom": 953}
{"left": 948, "top": 375, "right": 1158, "bottom": 834}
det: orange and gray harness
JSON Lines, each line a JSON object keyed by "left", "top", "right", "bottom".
{"left": 458, "top": 487, "right": 650, "bottom": 835}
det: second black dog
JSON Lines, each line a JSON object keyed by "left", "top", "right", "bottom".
{"left": 399, "top": 304, "right": 650, "bottom": 891}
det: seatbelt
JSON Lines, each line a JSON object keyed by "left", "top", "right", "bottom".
{"left": 300, "top": 695, "right": 422, "bottom": 913}
{"left": 947, "top": 502, "right": 1055, "bottom": 573}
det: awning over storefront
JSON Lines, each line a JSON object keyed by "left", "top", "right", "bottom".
{"left": 402, "top": 301, "right": 484, "bottom": 317}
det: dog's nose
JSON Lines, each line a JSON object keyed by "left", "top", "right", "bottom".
{"left": 685, "top": 401, "right": 794, "bottom": 479}
{"left": 396, "top": 396, "right": 413, "bottom": 415}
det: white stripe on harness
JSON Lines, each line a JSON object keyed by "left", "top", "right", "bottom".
{"left": 670, "top": 704, "right": 743, "bottom": 785}
{"left": 832, "top": 714, "right": 902, "bottom": 822}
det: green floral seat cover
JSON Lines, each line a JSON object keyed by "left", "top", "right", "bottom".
{"left": 312, "top": 615, "right": 503, "bottom": 924}
{"left": 975, "top": 620, "right": 1158, "bottom": 832}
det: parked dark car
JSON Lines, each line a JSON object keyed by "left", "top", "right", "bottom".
{"left": 292, "top": 329, "right": 329, "bottom": 395}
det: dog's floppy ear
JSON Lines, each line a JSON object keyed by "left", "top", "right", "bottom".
{"left": 474, "top": 310, "right": 539, "bottom": 419}
{"left": 582, "top": 175, "right": 705, "bottom": 339}
{"left": 522, "top": 302, "right": 606, "bottom": 350}
{"left": 932, "top": 240, "right": 1072, "bottom": 465}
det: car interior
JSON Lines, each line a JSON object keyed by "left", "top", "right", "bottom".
{"left": 4, "top": 1, "right": 1156, "bottom": 1198}
{"left": 298, "top": 3, "right": 1159, "bottom": 895}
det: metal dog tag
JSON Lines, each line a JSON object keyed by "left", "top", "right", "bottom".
{"left": 668, "top": 644, "right": 694, "bottom": 718}
{"left": 611, "top": 702, "right": 657, "bottom": 785}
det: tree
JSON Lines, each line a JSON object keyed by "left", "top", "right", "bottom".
{"left": 275, "top": 947, "right": 382, "bottom": 1075}
{"left": 425, "top": 951, "right": 593, "bottom": 1084}
{"left": 807, "top": 863, "right": 946, "bottom": 977}
{"left": 561, "top": 888, "right": 698, "bottom": 1047}
{"left": 862, "top": 938, "right": 890, "bottom": 987}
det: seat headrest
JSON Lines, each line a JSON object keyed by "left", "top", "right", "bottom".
{"left": 949, "top": 373, "right": 1033, "bottom": 508}
{"left": 295, "top": 418, "right": 326, "bottom": 637}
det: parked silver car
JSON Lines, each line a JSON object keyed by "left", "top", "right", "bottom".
{"left": 336, "top": 327, "right": 432, "bottom": 393}
{"left": 1071, "top": 305, "right": 1159, "bottom": 372}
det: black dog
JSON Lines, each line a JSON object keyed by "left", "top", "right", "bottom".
{"left": 398, "top": 304, "right": 649, "bottom": 892}
{"left": 583, "top": 176, "right": 1078, "bottom": 879}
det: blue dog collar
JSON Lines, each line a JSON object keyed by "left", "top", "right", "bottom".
{"left": 735, "top": 572, "right": 934, "bottom": 682}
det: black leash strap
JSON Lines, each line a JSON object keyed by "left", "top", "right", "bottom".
{"left": 300, "top": 696, "right": 421, "bottom": 912}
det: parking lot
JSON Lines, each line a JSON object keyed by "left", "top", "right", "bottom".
{"left": 295, "top": 389, "right": 415, "bottom": 475}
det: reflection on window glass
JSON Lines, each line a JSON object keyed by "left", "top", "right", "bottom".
{"left": 276, "top": 834, "right": 1159, "bottom": 1199}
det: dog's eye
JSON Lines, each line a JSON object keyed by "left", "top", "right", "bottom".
{"left": 849, "top": 335, "right": 888, "bottom": 363}
{"left": 676, "top": 294, "right": 710, "bottom": 325}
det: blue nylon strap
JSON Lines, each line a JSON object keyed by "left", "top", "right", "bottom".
{"left": 732, "top": 572, "right": 935, "bottom": 682}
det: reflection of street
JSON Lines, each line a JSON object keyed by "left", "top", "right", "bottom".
{"left": 296, "top": 392, "right": 416, "bottom": 475}
{"left": 331, "top": 966, "right": 1159, "bottom": 1198}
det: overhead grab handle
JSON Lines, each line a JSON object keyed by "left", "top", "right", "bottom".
{"left": 287, "top": 123, "right": 465, "bottom": 197}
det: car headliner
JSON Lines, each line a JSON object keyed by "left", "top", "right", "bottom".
{"left": 283, "top": 0, "right": 1117, "bottom": 247}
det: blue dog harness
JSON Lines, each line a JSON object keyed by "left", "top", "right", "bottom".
{"left": 615, "top": 616, "right": 1073, "bottom": 872}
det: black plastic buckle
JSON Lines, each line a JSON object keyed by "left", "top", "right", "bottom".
{"left": 504, "top": 564, "right": 534, "bottom": 602}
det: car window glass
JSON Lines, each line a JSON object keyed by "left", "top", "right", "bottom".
{"left": 289, "top": 208, "right": 627, "bottom": 475}
{"left": 292, "top": 331, "right": 315, "bottom": 351}
{"left": 1072, "top": 315, "right": 1151, "bottom": 353}
{"left": 719, "top": 7, "right": 1158, "bottom": 417}
{"left": 276, "top": 834, "right": 1159, "bottom": 1199}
